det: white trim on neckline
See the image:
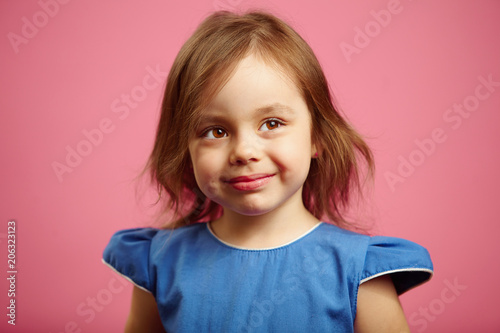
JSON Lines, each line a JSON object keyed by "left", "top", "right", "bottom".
{"left": 206, "top": 221, "right": 323, "bottom": 251}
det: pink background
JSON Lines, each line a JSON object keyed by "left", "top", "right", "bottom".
{"left": 1, "top": 0, "right": 499, "bottom": 332}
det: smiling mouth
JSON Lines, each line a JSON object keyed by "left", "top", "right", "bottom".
{"left": 225, "top": 174, "right": 274, "bottom": 191}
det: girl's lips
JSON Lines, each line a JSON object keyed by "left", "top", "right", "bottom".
{"left": 225, "top": 174, "right": 274, "bottom": 191}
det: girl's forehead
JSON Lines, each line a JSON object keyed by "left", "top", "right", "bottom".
{"left": 208, "top": 54, "right": 301, "bottom": 104}
{"left": 237, "top": 53, "right": 297, "bottom": 85}
{"left": 191, "top": 53, "right": 308, "bottom": 131}
{"left": 196, "top": 56, "right": 310, "bottom": 127}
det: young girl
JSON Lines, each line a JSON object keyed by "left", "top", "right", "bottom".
{"left": 103, "top": 10, "right": 433, "bottom": 332}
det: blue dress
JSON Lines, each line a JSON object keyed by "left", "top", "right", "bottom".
{"left": 102, "top": 222, "right": 433, "bottom": 332}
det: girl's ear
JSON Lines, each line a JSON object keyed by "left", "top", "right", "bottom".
{"left": 311, "top": 141, "right": 322, "bottom": 159}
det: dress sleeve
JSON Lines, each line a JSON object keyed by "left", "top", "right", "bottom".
{"left": 102, "top": 228, "right": 159, "bottom": 294}
{"left": 360, "top": 236, "right": 433, "bottom": 295}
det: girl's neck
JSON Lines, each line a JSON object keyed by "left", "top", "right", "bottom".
{"left": 210, "top": 196, "right": 320, "bottom": 249}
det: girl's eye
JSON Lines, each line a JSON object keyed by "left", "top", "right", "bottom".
{"left": 259, "top": 119, "right": 283, "bottom": 131}
{"left": 204, "top": 128, "right": 227, "bottom": 139}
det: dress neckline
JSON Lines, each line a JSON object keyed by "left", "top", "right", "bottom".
{"left": 206, "top": 221, "right": 323, "bottom": 251}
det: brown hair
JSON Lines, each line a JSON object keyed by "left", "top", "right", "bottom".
{"left": 145, "top": 10, "right": 374, "bottom": 229}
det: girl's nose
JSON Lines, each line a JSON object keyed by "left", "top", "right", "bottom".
{"left": 229, "top": 136, "right": 260, "bottom": 165}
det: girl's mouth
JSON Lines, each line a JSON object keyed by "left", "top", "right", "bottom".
{"left": 225, "top": 174, "right": 274, "bottom": 191}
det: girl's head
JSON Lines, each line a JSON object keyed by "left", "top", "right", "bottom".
{"left": 147, "top": 10, "right": 374, "bottom": 228}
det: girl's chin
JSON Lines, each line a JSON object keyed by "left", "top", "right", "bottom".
{"left": 222, "top": 205, "right": 275, "bottom": 218}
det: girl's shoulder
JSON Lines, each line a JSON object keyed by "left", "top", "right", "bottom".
{"left": 101, "top": 223, "right": 207, "bottom": 293}
{"left": 315, "top": 222, "right": 433, "bottom": 295}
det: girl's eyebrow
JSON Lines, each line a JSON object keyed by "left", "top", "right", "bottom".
{"left": 255, "top": 103, "right": 296, "bottom": 116}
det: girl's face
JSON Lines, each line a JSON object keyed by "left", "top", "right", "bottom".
{"left": 188, "top": 54, "right": 317, "bottom": 217}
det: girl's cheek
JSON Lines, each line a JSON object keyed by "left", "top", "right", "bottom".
{"left": 198, "top": 179, "right": 220, "bottom": 201}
